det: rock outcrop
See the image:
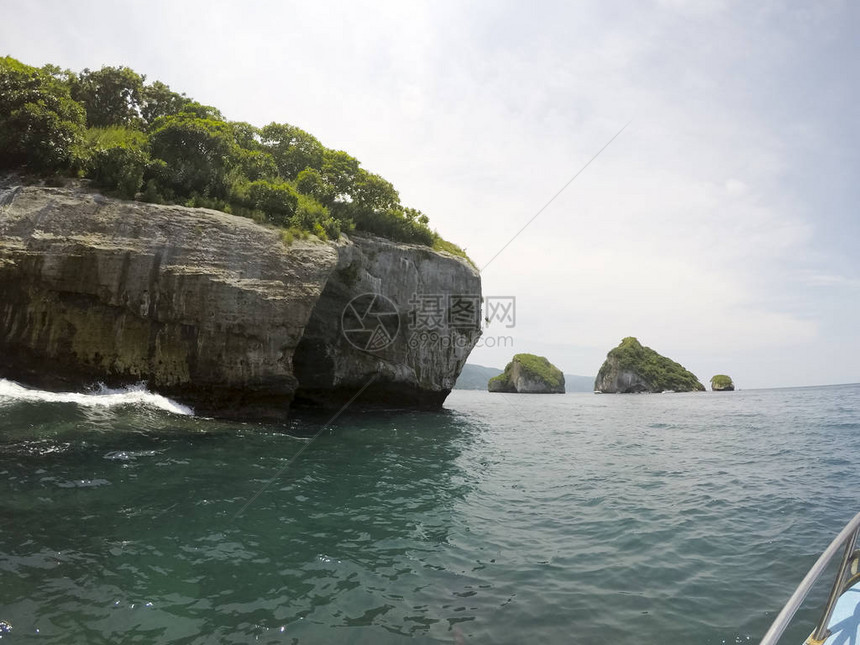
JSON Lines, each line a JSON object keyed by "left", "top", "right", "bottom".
{"left": 594, "top": 337, "right": 705, "bottom": 393}
{"left": 0, "top": 181, "right": 481, "bottom": 419}
{"left": 488, "top": 354, "right": 565, "bottom": 393}
{"left": 292, "top": 234, "right": 482, "bottom": 408}
{"left": 710, "top": 374, "right": 735, "bottom": 391}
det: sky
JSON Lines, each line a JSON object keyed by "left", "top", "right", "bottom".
{"left": 2, "top": 0, "right": 858, "bottom": 388}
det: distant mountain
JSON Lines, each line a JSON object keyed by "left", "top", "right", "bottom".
{"left": 454, "top": 364, "right": 503, "bottom": 389}
{"left": 563, "top": 374, "right": 596, "bottom": 393}
{"left": 454, "top": 363, "right": 595, "bottom": 392}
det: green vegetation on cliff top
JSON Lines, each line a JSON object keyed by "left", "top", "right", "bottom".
{"left": 710, "top": 374, "right": 734, "bottom": 389}
{"left": 489, "top": 353, "right": 564, "bottom": 389}
{"left": 0, "top": 56, "right": 469, "bottom": 259}
{"left": 599, "top": 337, "right": 705, "bottom": 392}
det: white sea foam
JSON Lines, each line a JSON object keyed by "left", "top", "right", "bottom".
{"left": 0, "top": 379, "right": 194, "bottom": 416}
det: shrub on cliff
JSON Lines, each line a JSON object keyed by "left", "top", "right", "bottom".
{"left": 79, "top": 127, "right": 149, "bottom": 198}
{"left": 247, "top": 180, "right": 298, "bottom": 225}
{"left": 349, "top": 205, "right": 436, "bottom": 246}
{"left": 292, "top": 194, "right": 342, "bottom": 240}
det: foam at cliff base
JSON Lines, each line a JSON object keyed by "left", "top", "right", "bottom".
{"left": 0, "top": 379, "right": 194, "bottom": 416}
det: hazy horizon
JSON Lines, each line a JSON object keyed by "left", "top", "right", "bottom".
{"left": 461, "top": 360, "right": 860, "bottom": 391}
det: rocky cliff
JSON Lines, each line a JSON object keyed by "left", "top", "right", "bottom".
{"left": 595, "top": 337, "right": 704, "bottom": 393}
{"left": 488, "top": 354, "right": 565, "bottom": 394}
{"left": 0, "top": 181, "right": 481, "bottom": 419}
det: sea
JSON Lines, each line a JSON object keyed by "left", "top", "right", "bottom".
{"left": 1, "top": 379, "right": 859, "bottom": 644}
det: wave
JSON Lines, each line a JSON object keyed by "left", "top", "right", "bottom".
{"left": 0, "top": 379, "right": 194, "bottom": 416}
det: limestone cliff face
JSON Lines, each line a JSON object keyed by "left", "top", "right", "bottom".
{"left": 292, "top": 234, "right": 481, "bottom": 408}
{"left": 0, "top": 182, "right": 481, "bottom": 419}
{"left": 593, "top": 364, "right": 652, "bottom": 393}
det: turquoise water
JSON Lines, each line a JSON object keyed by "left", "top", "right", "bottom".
{"left": 1, "top": 381, "right": 859, "bottom": 644}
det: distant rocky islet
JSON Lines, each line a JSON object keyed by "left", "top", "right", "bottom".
{"left": 594, "top": 337, "right": 705, "bottom": 393}
{"left": 487, "top": 354, "right": 565, "bottom": 394}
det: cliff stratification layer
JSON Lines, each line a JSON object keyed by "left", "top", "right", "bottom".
{"left": 0, "top": 182, "right": 481, "bottom": 419}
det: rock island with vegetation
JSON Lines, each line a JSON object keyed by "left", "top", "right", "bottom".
{"left": 594, "top": 337, "right": 705, "bottom": 393}
{"left": 0, "top": 57, "right": 481, "bottom": 419}
{"left": 488, "top": 354, "right": 565, "bottom": 394}
{"left": 710, "top": 375, "right": 735, "bottom": 391}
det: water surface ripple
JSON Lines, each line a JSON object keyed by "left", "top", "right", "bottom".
{"left": 1, "top": 384, "right": 859, "bottom": 643}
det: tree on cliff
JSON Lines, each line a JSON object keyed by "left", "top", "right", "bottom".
{"left": 260, "top": 123, "right": 324, "bottom": 180}
{"left": 148, "top": 111, "right": 239, "bottom": 199}
{"left": 0, "top": 56, "right": 471, "bottom": 259}
{"left": 0, "top": 57, "right": 85, "bottom": 172}
{"left": 140, "top": 80, "right": 189, "bottom": 126}
{"left": 79, "top": 126, "right": 149, "bottom": 199}
{"left": 70, "top": 66, "right": 145, "bottom": 129}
